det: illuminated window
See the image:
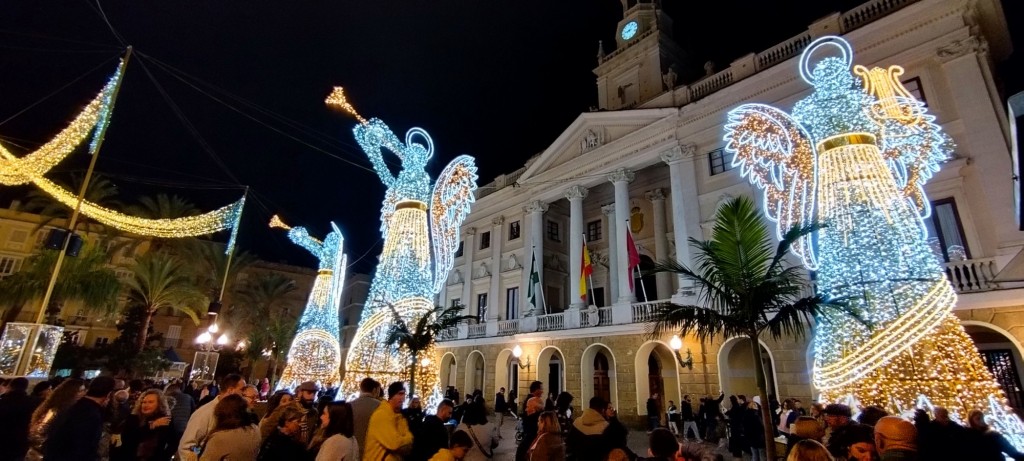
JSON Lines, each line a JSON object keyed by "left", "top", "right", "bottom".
{"left": 586, "top": 220, "right": 602, "bottom": 242}
{"left": 708, "top": 148, "right": 735, "bottom": 176}
{"left": 480, "top": 232, "right": 491, "bottom": 250}
{"left": 164, "top": 325, "right": 182, "bottom": 348}
{"left": 509, "top": 221, "right": 521, "bottom": 240}
{"left": 547, "top": 220, "right": 561, "bottom": 242}
{"left": 924, "top": 198, "right": 970, "bottom": 262}
{"left": 902, "top": 77, "right": 927, "bottom": 106}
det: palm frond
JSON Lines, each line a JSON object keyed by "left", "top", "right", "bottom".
{"left": 650, "top": 302, "right": 751, "bottom": 342}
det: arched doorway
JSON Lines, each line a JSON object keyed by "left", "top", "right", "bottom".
{"left": 964, "top": 322, "right": 1024, "bottom": 409}
{"left": 538, "top": 347, "right": 565, "bottom": 396}
{"left": 634, "top": 255, "right": 658, "bottom": 302}
{"left": 466, "top": 351, "right": 485, "bottom": 396}
{"left": 718, "top": 337, "right": 778, "bottom": 400}
{"left": 439, "top": 352, "right": 457, "bottom": 390}
{"left": 495, "top": 349, "right": 518, "bottom": 404}
{"left": 581, "top": 344, "right": 618, "bottom": 411}
{"left": 633, "top": 341, "right": 681, "bottom": 422}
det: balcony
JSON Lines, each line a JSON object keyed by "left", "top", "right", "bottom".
{"left": 438, "top": 300, "right": 670, "bottom": 342}
{"left": 944, "top": 258, "right": 998, "bottom": 293}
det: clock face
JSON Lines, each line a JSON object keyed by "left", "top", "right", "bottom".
{"left": 621, "top": 21, "right": 638, "bottom": 40}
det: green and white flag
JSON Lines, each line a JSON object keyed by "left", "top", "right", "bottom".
{"left": 527, "top": 250, "right": 540, "bottom": 314}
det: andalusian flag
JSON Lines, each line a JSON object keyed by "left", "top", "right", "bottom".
{"left": 527, "top": 251, "right": 540, "bottom": 312}
{"left": 580, "top": 242, "right": 593, "bottom": 301}
{"left": 626, "top": 227, "right": 641, "bottom": 291}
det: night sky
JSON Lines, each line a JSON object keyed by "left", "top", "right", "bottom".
{"left": 2, "top": 0, "right": 1021, "bottom": 273}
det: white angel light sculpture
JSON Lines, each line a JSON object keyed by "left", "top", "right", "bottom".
{"left": 724, "top": 36, "right": 1024, "bottom": 439}
{"left": 326, "top": 89, "right": 478, "bottom": 397}
{"left": 269, "top": 217, "right": 347, "bottom": 391}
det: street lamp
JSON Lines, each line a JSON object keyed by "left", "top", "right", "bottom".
{"left": 512, "top": 344, "right": 531, "bottom": 372}
{"left": 191, "top": 323, "right": 235, "bottom": 383}
{"left": 669, "top": 335, "right": 694, "bottom": 370}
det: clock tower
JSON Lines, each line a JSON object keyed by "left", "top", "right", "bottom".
{"left": 594, "top": 0, "right": 686, "bottom": 110}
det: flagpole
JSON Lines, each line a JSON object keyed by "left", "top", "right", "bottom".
{"left": 627, "top": 220, "right": 649, "bottom": 302}
{"left": 582, "top": 232, "right": 596, "bottom": 306}
{"left": 536, "top": 245, "right": 549, "bottom": 315}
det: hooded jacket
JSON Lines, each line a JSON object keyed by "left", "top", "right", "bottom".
{"left": 566, "top": 409, "right": 610, "bottom": 460}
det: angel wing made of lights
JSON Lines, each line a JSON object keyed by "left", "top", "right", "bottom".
{"left": 353, "top": 118, "right": 407, "bottom": 238}
{"left": 430, "top": 155, "right": 478, "bottom": 294}
{"left": 724, "top": 103, "right": 819, "bottom": 269}
{"left": 855, "top": 65, "right": 954, "bottom": 218}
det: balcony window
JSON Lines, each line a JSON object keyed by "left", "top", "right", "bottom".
{"left": 506, "top": 287, "right": 519, "bottom": 320}
{"left": 903, "top": 77, "right": 927, "bottom": 106}
{"left": 509, "top": 221, "right": 521, "bottom": 240}
{"left": 586, "top": 220, "right": 602, "bottom": 242}
{"left": 708, "top": 148, "right": 735, "bottom": 176}
{"left": 477, "top": 293, "right": 488, "bottom": 322}
{"left": 924, "top": 198, "right": 970, "bottom": 263}
{"left": 480, "top": 232, "right": 491, "bottom": 250}
{"left": 547, "top": 220, "right": 561, "bottom": 242}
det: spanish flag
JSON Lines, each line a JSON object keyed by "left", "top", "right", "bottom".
{"left": 580, "top": 242, "right": 593, "bottom": 301}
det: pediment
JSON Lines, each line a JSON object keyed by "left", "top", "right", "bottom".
{"left": 518, "top": 108, "right": 676, "bottom": 183}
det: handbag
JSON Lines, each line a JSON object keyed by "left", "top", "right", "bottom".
{"left": 466, "top": 425, "right": 495, "bottom": 458}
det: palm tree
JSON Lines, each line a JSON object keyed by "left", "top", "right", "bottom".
{"left": 265, "top": 315, "right": 298, "bottom": 388}
{"left": 182, "top": 239, "right": 258, "bottom": 305}
{"left": 122, "top": 251, "right": 207, "bottom": 351}
{"left": 384, "top": 305, "right": 474, "bottom": 400}
{"left": 0, "top": 242, "right": 123, "bottom": 328}
{"left": 232, "top": 273, "right": 298, "bottom": 381}
{"left": 651, "top": 196, "right": 850, "bottom": 461}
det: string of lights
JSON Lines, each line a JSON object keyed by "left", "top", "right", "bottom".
{"left": 724, "top": 35, "right": 1024, "bottom": 446}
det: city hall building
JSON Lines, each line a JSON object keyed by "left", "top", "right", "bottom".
{"left": 433, "top": 0, "right": 1024, "bottom": 426}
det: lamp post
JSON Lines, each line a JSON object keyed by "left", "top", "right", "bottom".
{"left": 512, "top": 344, "right": 532, "bottom": 374}
{"left": 669, "top": 335, "right": 694, "bottom": 370}
{"left": 191, "top": 322, "right": 235, "bottom": 383}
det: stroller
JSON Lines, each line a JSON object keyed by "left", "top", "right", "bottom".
{"left": 515, "top": 417, "right": 524, "bottom": 444}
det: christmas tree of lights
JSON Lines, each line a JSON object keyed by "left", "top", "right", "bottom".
{"left": 270, "top": 217, "right": 347, "bottom": 391}
{"left": 724, "top": 36, "right": 1024, "bottom": 443}
{"left": 326, "top": 88, "right": 478, "bottom": 398}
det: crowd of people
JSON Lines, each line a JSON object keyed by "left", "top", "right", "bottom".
{"left": 3, "top": 374, "right": 1024, "bottom": 461}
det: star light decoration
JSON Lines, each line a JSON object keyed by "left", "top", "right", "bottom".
{"left": 270, "top": 216, "right": 347, "bottom": 391}
{"left": 0, "top": 61, "right": 246, "bottom": 253}
{"left": 326, "top": 88, "right": 478, "bottom": 399}
{"left": 723, "top": 36, "right": 1024, "bottom": 445}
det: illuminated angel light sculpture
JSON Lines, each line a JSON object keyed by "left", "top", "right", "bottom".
{"left": 326, "top": 88, "right": 478, "bottom": 396}
{"left": 724, "top": 36, "right": 1024, "bottom": 441}
{"left": 270, "top": 216, "right": 347, "bottom": 391}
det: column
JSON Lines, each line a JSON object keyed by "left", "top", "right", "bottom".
{"left": 488, "top": 216, "right": 504, "bottom": 321}
{"left": 565, "top": 185, "right": 589, "bottom": 309}
{"left": 522, "top": 200, "right": 548, "bottom": 316}
{"left": 608, "top": 168, "right": 635, "bottom": 304}
{"left": 662, "top": 145, "right": 701, "bottom": 297}
{"left": 461, "top": 227, "right": 476, "bottom": 314}
{"left": 645, "top": 188, "right": 672, "bottom": 300}
{"left": 601, "top": 204, "right": 619, "bottom": 303}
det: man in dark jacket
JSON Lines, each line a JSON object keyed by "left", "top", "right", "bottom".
{"left": 567, "top": 397, "right": 610, "bottom": 461}
{"left": 0, "top": 377, "right": 39, "bottom": 461}
{"left": 412, "top": 399, "right": 453, "bottom": 461}
{"left": 45, "top": 376, "right": 116, "bottom": 461}
{"left": 494, "top": 387, "right": 508, "bottom": 427}
{"left": 646, "top": 393, "right": 660, "bottom": 431}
